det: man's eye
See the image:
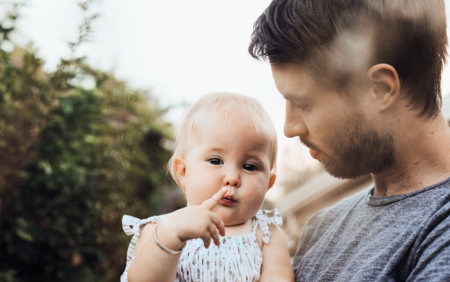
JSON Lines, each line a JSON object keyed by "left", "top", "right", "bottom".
{"left": 290, "top": 100, "right": 307, "bottom": 111}
{"left": 243, "top": 164, "right": 257, "bottom": 171}
{"left": 295, "top": 103, "right": 307, "bottom": 111}
{"left": 208, "top": 158, "right": 223, "bottom": 165}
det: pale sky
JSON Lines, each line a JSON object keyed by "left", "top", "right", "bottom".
{"left": 6, "top": 0, "right": 450, "bottom": 200}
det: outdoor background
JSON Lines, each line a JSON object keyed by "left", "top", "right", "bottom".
{"left": 1, "top": 1, "right": 450, "bottom": 281}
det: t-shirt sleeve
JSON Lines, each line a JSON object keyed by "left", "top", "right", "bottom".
{"left": 407, "top": 206, "right": 450, "bottom": 281}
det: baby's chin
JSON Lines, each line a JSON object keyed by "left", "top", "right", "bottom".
{"left": 213, "top": 209, "right": 252, "bottom": 228}
{"left": 223, "top": 219, "right": 248, "bottom": 228}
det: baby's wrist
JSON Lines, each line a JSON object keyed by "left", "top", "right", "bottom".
{"left": 157, "top": 220, "right": 186, "bottom": 251}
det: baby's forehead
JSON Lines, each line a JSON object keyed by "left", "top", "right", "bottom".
{"left": 193, "top": 108, "right": 267, "bottom": 138}
{"left": 190, "top": 109, "right": 276, "bottom": 156}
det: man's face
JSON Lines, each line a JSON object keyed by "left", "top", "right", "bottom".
{"left": 271, "top": 63, "right": 394, "bottom": 179}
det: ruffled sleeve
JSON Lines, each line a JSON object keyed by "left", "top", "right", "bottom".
{"left": 122, "top": 214, "right": 165, "bottom": 235}
{"left": 254, "top": 209, "right": 283, "bottom": 244}
{"left": 120, "top": 215, "right": 166, "bottom": 282}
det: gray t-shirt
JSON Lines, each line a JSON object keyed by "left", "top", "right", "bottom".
{"left": 293, "top": 176, "right": 450, "bottom": 282}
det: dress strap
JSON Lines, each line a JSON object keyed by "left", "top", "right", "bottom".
{"left": 251, "top": 216, "right": 259, "bottom": 234}
{"left": 253, "top": 209, "right": 283, "bottom": 244}
{"left": 122, "top": 214, "right": 166, "bottom": 236}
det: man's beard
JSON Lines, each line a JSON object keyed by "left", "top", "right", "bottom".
{"left": 301, "top": 112, "right": 395, "bottom": 179}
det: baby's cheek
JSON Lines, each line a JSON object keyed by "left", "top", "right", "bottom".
{"left": 185, "top": 189, "right": 211, "bottom": 206}
{"left": 184, "top": 176, "right": 217, "bottom": 205}
{"left": 245, "top": 190, "right": 266, "bottom": 211}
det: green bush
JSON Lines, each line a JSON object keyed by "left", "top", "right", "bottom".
{"left": 0, "top": 38, "right": 185, "bottom": 282}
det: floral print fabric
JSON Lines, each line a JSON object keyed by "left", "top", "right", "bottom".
{"left": 120, "top": 209, "right": 283, "bottom": 282}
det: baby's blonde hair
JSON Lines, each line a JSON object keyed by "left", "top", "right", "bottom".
{"left": 168, "top": 92, "right": 278, "bottom": 186}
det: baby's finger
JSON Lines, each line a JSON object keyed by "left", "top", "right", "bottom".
{"left": 202, "top": 235, "right": 211, "bottom": 249}
{"left": 201, "top": 186, "right": 228, "bottom": 211}
{"left": 210, "top": 213, "right": 226, "bottom": 236}
{"left": 209, "top": 224, "right": 220, "bottom": 246}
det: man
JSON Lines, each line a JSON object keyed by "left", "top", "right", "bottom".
{"left": 249, "top": 0, "right": 450, "bottom": 281}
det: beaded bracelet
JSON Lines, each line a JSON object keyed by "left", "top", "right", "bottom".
{"left": 153, "top": 223, "right": 185, "bottom": 255}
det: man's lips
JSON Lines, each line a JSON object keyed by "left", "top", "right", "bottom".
{"left": 220, "top": 197, "right": 237, "bottom": 206}
{"left": 309, "top": 148, "right": 321, "bottom": 159}
{"left": 300, "top": 138, "right": 321, "bottom": 159}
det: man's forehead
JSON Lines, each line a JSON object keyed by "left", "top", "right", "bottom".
{"left": 270, "top": 63, "right": 319, "bottom": 97}
{"left": 271, "top": 63, "right": 315, "bottom": 82}
{"left": 271, "top": 62, "right": 306, "bottom": 76}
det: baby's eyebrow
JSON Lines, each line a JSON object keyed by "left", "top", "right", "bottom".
{"left": 245, "top": 152, "right": 268, "bottom": 164}
{"left": 207, "top": 147, "right": 226, "bottom": 153}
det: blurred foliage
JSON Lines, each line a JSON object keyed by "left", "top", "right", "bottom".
{"left": 0, "top": 2, "right": 185, "bottom": 281}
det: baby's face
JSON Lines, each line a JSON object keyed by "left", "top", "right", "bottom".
{"left": 175, "top": 110, "right": 275, "bottom": 227}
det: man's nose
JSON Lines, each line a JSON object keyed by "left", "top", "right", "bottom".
{"left": 284, "top": 100, "right": 308, "bottom": 138}
{"left": 223, "top": 168, "right": 241, "bottom": 188}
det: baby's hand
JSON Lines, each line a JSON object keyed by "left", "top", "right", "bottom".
{"left": 161, "top": 187, "right": 228, "bottom": 249}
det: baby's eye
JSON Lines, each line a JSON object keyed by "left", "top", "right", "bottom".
{"left": 208, "top": 158, "right": 223, "bottom": 165}
{"left": 243, "top": 164, "right": 257, "bottom": 171}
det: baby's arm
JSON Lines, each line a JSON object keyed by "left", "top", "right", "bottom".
{"left": 128, "top": 222, "right": 181, "bottom": 282}
{"left": 127, "top": 187, "right": 228, "bottom": 282}
{"left": 259, "top": 225, "right": 294, "bottom": 282}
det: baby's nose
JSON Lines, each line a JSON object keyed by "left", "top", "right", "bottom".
{"left": 223, "top": 171, "right": 241, "bottom": 188}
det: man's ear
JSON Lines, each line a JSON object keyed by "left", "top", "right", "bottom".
{"left": 267, "top": 173, "right": 276, "bottom": 191}
{"left": 367, "top": 64, "right": 400, "bottom": 112}
{"left": 173, "top": 157, "right": 187, "bottom": 189}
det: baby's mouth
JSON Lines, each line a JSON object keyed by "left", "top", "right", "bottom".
{"left": 220, "top": 196, "right": 237, "bottom": 206}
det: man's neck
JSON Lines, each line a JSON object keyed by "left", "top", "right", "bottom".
{"left": 372, "top": 114, "right": 450, "bottom": 197}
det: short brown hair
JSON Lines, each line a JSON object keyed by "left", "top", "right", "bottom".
{"left": 249, "top": 0, "right": 448, "bottom": 119}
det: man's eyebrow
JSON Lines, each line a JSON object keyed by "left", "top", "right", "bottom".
{"left": 281, "top": 92, "right": 309, "bottom": 101}
{"left": 280, "top": 92, "right": 293, "bottom": 99}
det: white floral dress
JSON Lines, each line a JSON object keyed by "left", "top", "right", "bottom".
{"left": 120, "top": 209, "right": 283, "bottom": 282}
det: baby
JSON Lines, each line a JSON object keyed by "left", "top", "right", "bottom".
{"left": 121, "top": 93, "right": 294, "bottom": 282}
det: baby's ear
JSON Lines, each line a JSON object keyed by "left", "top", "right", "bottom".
{"left": 173, "top": 157, "right": 187, "bottom": 189}
{"left": 267, "top": 173, "right": 276, "bottom": 191}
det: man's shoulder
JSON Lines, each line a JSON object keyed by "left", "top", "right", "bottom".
{"left": 296, "top": 187, "right": 370, "bottom": 247}
{"left": 293, "top": 179, "right": 450, "bottom": 281}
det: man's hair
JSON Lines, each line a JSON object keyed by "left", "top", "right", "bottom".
{"left": 249, "top": 0, "right": 448, "bottom": 119}
{"left": 168, "top": 92, "right": 278, "bottom": 186}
